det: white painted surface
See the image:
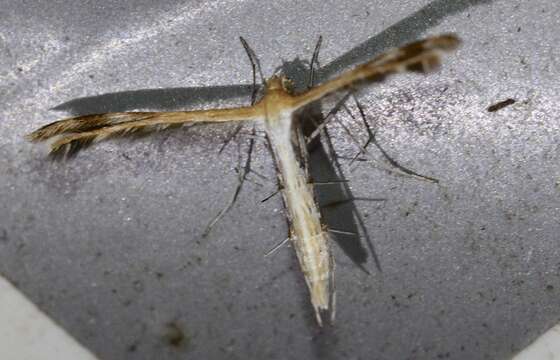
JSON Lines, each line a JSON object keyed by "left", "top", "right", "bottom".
{"left": 0, "top": 276, "right": 98, "bottom": 360}
{"left": 514, "top": 324, "right": 560, "bottom": 360}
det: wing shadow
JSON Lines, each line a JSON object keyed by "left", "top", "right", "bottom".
{"left": 52, "top": 0, "right": 493, "bottom": 116}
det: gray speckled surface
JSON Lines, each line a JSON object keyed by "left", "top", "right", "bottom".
{"left": 1, "top": 0, "right": 560, "bottom": 359}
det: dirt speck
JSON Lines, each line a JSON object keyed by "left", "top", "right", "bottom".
{"left": 0, "top": 228, "right": 8, "bottom": 243}
{"left": 163, "top": 321, "right": 190, "bottom": 349}
{"left": 132, "top": 280, "right": 144, "bottom": 292}
{"left": 487, "top": 98, "right": 516, "bottom": 112}
{"left": 127, "top": 342, "right": 138, "bottom": 352}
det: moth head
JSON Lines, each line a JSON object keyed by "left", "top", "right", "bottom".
{"left": 281, "top": 77, "right": 294, "bottom": 93}
{"left": 266, "top": 75, "right": 294, "bottom": 93}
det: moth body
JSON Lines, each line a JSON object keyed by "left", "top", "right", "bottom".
{"left": 262, "top": 77, "right": 333, "bottom": 325}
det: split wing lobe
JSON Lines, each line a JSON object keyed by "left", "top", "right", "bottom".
{"left": 291, "top": 34, "right": 460, "bottom": 109}
{"left": 26, "top": 107, "right": 263, "bottom": 157}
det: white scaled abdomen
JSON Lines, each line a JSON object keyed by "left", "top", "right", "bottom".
{"left": 264, "top": 111, "right": 333, "bottom": 326}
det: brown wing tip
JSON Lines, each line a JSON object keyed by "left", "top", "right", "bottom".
{"left": 26, "top": 112, "right": 137, "bottom": 143}
{"left": 431, "top": 33, "right": 461, "bottom": 51}
{"left": 25, "top": 131, "right": 40, "bottom": 142}
{"left": 405, "top": 34, "right": 461, "bottom": 74}
{"left": 26, "top": 121, "right": 73, "bottom": 143}
{"left": 26, "top": 124, "right": 56, "bottom": 142}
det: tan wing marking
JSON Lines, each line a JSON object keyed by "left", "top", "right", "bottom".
{"left": 291, "top": 34, "right": 460, "bottom": 109}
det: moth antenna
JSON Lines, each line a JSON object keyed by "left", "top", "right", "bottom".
{"left": 218, "top": 36, "right": 264, "bottom": 154}
{"left": 307, "top": 35, "right": 323, "bottom": 88}
{"left": 239, "top": 36, "right": 265, "bottom": 101}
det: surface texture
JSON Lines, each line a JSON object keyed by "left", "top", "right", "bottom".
{"left": 1, "top": 0, "right": 559, "bottom": 359}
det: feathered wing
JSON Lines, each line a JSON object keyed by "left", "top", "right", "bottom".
{"left": 291, "top": 34, "right": 460, "bottom": 109}
{"left": 27, "top": 106, "right": 264, "bottom": 157}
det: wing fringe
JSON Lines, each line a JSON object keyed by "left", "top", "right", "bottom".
{"left": 27, "top": 112, "right": 178, "bottom": 142}
{"left": 48, "top": 122, "right": 182, "bottom": 159}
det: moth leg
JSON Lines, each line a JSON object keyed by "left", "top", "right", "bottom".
{"left": 264, "top": 237, "right": 290, "bottom": 257}
{"left": 344, "top": 95, "right": 439, "bottom": 183}
{"left": 202, "top": 126, "right": 256, "bottom": 237}
{"left": 203, "top": 37, "right": 264, "bottom": 236}
{"left": 305, "top": 92, "right": 352, "bottom": 145}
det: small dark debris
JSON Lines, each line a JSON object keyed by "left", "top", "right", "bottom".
{"left": 390, "top": 295, "right": 401, "bottom": 307}
{"left": 546, "top": 284, "right": 554, "bottom": 291}
{"left": 487, "top": 98, "right": 516, "bottom": 112}
{"left": 0, "top": 228, "right": 8, "bottom": 243}
{"left": 127, "top": 343, "right": 138, "bottom": 352}
{"left": 132, "top": 280, "right": 144, "bottom": 292}
{"left": 155, "top": 272, "right": 164, "bottom": 279}
{"left": 88, "top": 74, "right": 95, "bottom": 79}
{"left": 164, "top": 322, "right": 187, "bottom": 348}
{"left": 517, "top": 27, "right": 521, "bottom": 32}
{"left": 17, "top": 67, "right": 23, "bottom": 72}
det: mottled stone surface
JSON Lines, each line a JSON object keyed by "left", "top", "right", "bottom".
{"left": 1, "top": 0, "right": 559, "bottom": 359}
